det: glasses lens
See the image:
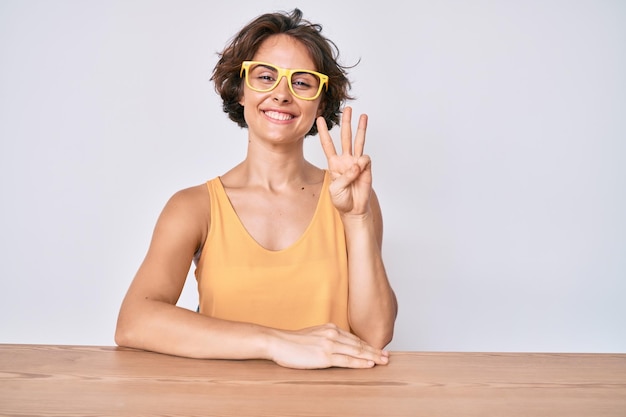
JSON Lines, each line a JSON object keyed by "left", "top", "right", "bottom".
{"left": 290, "top": 71, "right": 321, "bottom": 99}
{"left": 247, "top": 63, "right": 321, "bottom": 99}
{"left": 247, "top": 63, "right": 279, "bottom": 91}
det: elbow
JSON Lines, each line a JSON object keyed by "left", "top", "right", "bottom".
{"left": 114, "top": 320, "right": 146, "bottom": 351}
{"left": 352, "top": 323, "right": 395, "bottom": 350}
{"left": 372, "top": 328, "right": 394, "bottom": 350}
{"left": 114, "top": 320, "right": 132, "bottom": 348}
{"left": 352, "top": 300, "right": 397, "bottom": 349}
{"left": 114, "top": 308, "right": 141, "bottom": 349}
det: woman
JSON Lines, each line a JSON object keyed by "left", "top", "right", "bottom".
{"left": 115, "top": 8, "right": 397, "bottom": 370}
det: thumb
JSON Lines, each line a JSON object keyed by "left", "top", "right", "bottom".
{"left": 330, "top": 163, "right": 361, "bottom": 191}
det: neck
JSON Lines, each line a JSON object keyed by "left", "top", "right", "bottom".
{"left": 235, "top": 141, "right": 320, "bottom": 190}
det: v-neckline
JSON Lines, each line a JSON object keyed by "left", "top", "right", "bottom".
{"left": 216, "top": 170, "right": 329, "bottom": 253}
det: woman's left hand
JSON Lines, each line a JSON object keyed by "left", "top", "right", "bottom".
{"left": 317, "top": 107, "right": 372, "bottom": 217}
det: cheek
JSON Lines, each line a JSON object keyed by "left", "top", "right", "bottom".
{"left": 314, "top": 98, "right": 325, "bottom": 117}
{"left": 239, "top": 87, "right": 262, "bottom": 108}
{"left": 315, "top": 103, "right": 325, "bottom": 118}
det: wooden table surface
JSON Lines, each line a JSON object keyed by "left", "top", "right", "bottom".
{"left": 1, "top": 344, "right": 625, "bottom": 416}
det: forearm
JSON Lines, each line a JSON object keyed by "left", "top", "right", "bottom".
{"left": 115, "top": 298, "right": 389, "bottom": 369}
{"left": 115, "top": 298, "right": 272, "bottom": 360}
{"left": 342, "top": 214, "right": 397, "bottom": 348}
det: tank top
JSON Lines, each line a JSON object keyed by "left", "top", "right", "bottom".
{"left": 194, "top": 171, "right": 350, "bottom": 331}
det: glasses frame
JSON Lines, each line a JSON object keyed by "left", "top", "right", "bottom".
{"left": 240, "top": 61, "right": 329, "bottom": 101}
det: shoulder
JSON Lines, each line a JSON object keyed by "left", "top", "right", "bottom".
{"left": 166, "top": 183, "right": 211, "bottom": 211}
{"left": 154, "top": 182, "right": 212, "bottom": 249}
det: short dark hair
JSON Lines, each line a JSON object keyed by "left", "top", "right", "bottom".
{"left": 211, "top": 8, "right": 353, "bottom": 136}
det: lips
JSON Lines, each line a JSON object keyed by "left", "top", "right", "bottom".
{"left": 263, "top": 110, "right": 295, "bottom": 121}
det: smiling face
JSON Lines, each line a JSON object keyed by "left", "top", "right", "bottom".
{"left": 239, "top": 34, "right": 323, "bottom": 146}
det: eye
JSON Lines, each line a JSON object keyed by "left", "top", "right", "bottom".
{"left": 291, "top": 72, "right": 319, "bottom": 90}
{"left": 256, "top": 72, "right": 276, "bottom": 83}
{"left": 249, "top": 65, "right": 279, "bottom": 85}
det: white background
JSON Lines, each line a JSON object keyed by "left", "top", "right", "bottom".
{"left": 1, "top": 0, "right": 624, "bottom": 352}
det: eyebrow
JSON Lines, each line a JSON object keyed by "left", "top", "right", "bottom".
{"left": 257, "top": 63, "right": 276, "bottom": 69}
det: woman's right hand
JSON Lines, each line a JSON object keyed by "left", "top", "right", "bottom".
{"left": 266, "top": 323, "right": 390, "bottom": 369}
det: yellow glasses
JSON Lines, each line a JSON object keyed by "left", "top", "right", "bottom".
{"left": 240, "top": 61, "right": 329, "bottom": 101}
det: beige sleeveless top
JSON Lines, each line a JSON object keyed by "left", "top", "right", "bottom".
{"left": 194, "top": 171, "right": 350, "bottom": 331}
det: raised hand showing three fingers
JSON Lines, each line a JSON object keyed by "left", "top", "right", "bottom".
{"left": 317, "top": 107, "right": 372, "bottom": 216}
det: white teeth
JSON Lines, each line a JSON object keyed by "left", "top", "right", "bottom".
{"left": 264, "top": 111, "right": 294, "bottom": 121}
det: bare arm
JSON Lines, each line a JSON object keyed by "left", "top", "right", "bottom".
{"left": 115, "top": 186, "right": 263, "bottom": 359}
{"left": 115, "top": 185, "right": 389, "bottom": 368}
{"left": 342, "top": 190, "right": 398, "bottom": 348}
{"left": 317, "top": 108, "right": 398, "bottom": 348}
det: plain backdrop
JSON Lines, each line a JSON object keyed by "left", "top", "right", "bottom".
{"left": 1, "top": 0, "right": 624, "bottom": 352}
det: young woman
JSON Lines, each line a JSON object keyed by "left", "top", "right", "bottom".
{"left": 115, "top": 8, "right": 397, "bottom": 370}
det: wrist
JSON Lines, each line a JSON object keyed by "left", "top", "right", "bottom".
{"left": 258, "top": 326, "right": 284, "bottom": 363}
{"left": 340, "top": 210, "right": 383, "bottom": 251}
{"left": 340, "top": 209, "right": 372, "bottom": 223}
{"left": 340, "top": 211, "right": 375, "bottom": 233}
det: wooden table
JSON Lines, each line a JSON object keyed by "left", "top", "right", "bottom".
{"left": 1, "top": 344, "right": 625, "bottom": 416}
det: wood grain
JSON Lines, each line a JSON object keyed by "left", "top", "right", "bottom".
{"left": 1, "top": 344, "right": 625, "bottom": 416}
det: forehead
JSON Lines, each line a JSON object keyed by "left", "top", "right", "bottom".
{"left": 253, "top": 34, "right": 316, "bottom": 69}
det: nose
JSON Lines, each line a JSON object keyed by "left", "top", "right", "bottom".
{"left": 272, "top": 76, "right": 292, "bottom": 102}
